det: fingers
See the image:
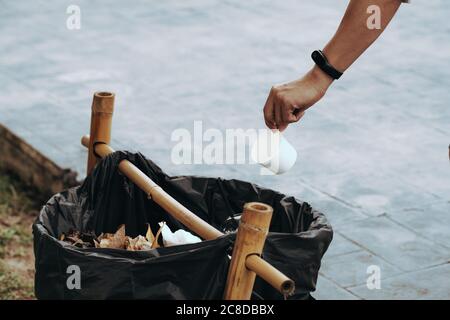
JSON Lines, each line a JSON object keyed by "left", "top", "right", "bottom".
{"left": 293, "top": 110, "right": 305, "bottom": 123}
{"left": 282, "top": 104, "right": 298, "bottom": 123}
{"left": 274, "top": 100, "right": 283, "bottom": 130}
{"left": 272, "top": 88, "right": 288, "bottom": 131}
{"left": 263, "top": 88, "right": 276, "bottom": 129}
{"left": 264, "top": 85, "right": 306, "bottom": 131}
{"left": 277, "top": 121, "right": 288, "bottom": 132}
{"left": 291, "top": 106, "right": 305, "bottom": 122}
{"left": 278, "top": 102, "right": 305, "bottom": 131}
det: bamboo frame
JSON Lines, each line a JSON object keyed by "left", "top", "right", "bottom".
{"left": 86, "top": 92, "right": 115, "bottom": 175}
{"left": 224, "top": 202, "right": 273, "bottom": 299}
{"left": 81, "top": 92, "right": 295, "bottom": 299}
{"left": 82, "top": 137, "right": 223, "bottom": 240}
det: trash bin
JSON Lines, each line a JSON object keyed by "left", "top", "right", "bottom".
{"left": 33, "top": 151, "right": 333, "bottom": 300}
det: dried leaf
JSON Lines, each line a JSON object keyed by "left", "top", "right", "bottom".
{"left": 61, "top": 223, "right": 172, "bottom": 250}
{"left": 152, "top": 222, "right": 165, "bottom": 249}
{"left": 127, "top": 235, "right": 152, "bottom": 251}
{"left": 98, "top": 238, "right": 112, "bottom": 248}
{"left": 125, "top": 236, "right": 136, "bottom": 251}
{"left": 136, "top": 235, "right": 152, "bottom": 250}
{"left": 115, "top": 224, "right": 125, "bottom": 238}
{"left": 96, "top": 225, "right": 127, "bottom": 249}
{"left": 98, "top": 232, "right": 113, "bottom": 240}
{"left": 146, "top": 223, "right": 155, "bottom": 243}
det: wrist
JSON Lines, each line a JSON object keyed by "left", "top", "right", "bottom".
{"left": 308, "top": 65, "right": 334, "bottom": 95}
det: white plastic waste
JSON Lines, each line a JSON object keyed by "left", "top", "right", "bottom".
{"left": 159, "top": 222, "right": 202, "bottom": 247}
{"left": 251, "top": 129, "right": 297, "bottom": 175}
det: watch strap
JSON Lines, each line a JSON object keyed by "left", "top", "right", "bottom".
{"left": 311, "top": 50, "right": 343, "bottom": 80}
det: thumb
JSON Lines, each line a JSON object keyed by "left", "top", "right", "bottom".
{"left": 290, "top": 106, "right": 305, "bottom": 122}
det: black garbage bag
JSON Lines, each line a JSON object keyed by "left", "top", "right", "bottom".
{"left": 33, "top": 151, "right": 333, "bottom": 300}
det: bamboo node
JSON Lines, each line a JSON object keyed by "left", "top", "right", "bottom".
{"left": 239, "top": 221, "right": 270, "bottom": 233}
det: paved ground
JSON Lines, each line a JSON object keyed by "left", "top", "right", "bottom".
{"left": 0, "top": 0, "right": 449, "bottom": 299}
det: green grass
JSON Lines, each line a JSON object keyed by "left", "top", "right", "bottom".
{"left": 0, "top": 262, "right": 34, "bottom": 299}
{"left": 0, "top": 173, "right": 36, "bottom": 215}
{"left": 0, "top": 228, "right": 17, "bottom": 258}
{"left": 0, "top": 168, "right": 40, "bottom": 300}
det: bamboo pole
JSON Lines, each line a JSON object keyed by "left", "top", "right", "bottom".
{"left": 245, "top": 255, "right": 294, "bottom": 296}
{"left": 223, "top": 202, "right": 294, "bottom": 299}
{"left": 82, "top": 136, "right": 223, "bottom": 240}
{"left": 81, "top": 135, "right": 294, "bottom": 297}
{"left": 86, "top": 92, "right": 115, "bottom": 175}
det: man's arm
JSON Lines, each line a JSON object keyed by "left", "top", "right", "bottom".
{"left": 263, "top": 0, "right": 403, "bottom": 131}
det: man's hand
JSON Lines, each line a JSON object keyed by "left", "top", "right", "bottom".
{"left": 263, "top": 0, "right": 403, "bottom": 131}
{"left": 263, "top": 66, "right": 333, "bottom": 131}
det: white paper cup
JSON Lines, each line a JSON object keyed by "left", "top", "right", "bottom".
{"left": 251, "top": 129, "right": 297, "bottom": 175}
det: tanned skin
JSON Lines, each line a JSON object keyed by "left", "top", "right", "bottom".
{"left": 263, "top": 0, "right": 403, "bottom": 131}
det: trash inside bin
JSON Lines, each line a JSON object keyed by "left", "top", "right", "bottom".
{"left": 33, "top": 151, "right": 333, "bottom": 300}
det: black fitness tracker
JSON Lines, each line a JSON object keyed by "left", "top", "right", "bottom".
{"left": 311, "top": 50, "right": 343, "bottom": 80}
